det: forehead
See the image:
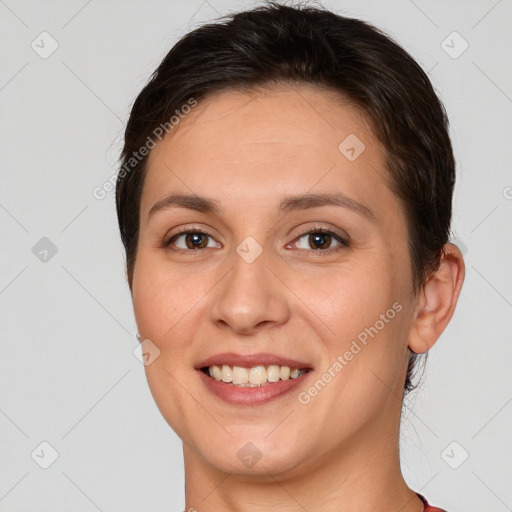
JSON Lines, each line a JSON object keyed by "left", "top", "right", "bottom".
{"left": 142, "top": 85, "right": 395, "bottom": 220}
{"left": 149, "top": 85, "right": 373, "bottom": 164}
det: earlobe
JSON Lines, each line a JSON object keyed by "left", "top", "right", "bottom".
{"left": 408, "top": 243, "right": 465, "bottom": 354}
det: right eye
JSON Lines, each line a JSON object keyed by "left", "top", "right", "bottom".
{"left": 165, "top": 229, "right": 221, "bottom": 252}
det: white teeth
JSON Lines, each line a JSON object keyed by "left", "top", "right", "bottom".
{"left": 290, "top": 368, "right": 302, "bottom": 379}
{"left": 206, "top": 364, "right": 307, "bottom": 386}
{"left": 280, "top": 366, "right": 291, "bottom": 380}
{"left": 210, "top": 365, "right": 222, "bottom": 380}
{"left": 221, "top": 365, "right": 233, "bottom": 383}
{"left": 266, "top": 365, "right": 281, "bottom": 383}
{"left": 232, "top": 366, "right": 249, "bottom": 385}
{"left": 249, "top": 365, "right": 267, "bottom": 385}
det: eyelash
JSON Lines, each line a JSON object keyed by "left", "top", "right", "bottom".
{"left": 163, "top": 226, "right": 350, "bottom": 254}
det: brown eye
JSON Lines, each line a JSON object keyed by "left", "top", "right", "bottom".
{"left": 308, "top": 232, "right": 332, "bottom": 250}
{"left": 167, "top": 230, "right": 219, "bottom": 251}
{"left": 294, "top": 229, "right": 349, "bottom": 251}
{"left": 184, "top": 233, "right": 208, "bottom": 249}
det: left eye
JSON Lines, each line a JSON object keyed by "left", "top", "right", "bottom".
{"left": 293, "top": 229, "right": 348, "bottom": 251}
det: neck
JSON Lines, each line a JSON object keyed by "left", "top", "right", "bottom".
{"left": 182, "top": 412, "right": 424, "bottom": 512}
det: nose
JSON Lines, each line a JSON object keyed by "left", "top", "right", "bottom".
{"left": 209, "top": 245, "right": 291, "bottom": 336}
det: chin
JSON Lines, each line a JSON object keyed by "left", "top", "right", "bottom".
{"left": 207, "top": 443, "right": 305, "bottom": 477}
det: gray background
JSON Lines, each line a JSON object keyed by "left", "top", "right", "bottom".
{"left": 1, "top": 0, "right": 511, "bottom": 510}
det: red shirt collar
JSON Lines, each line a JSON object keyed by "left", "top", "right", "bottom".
{"left": 417, "top": 493, "right": 448, "bottom": 511}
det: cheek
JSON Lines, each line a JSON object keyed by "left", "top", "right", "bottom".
{"left": 132, "top": 253, "right": 214, "bottom": 437}
{"left": 296, "top": 256, "right": 408, "bottom": 408}
{"left": 295, "top": 253, "right": 399, "bottom": 340}
{"left": 132, "top": 251, "right": 205, "bottom": 343}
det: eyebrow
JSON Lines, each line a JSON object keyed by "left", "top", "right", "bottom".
{"left": 148, "top": 192, "right": 376, "bottom": 221}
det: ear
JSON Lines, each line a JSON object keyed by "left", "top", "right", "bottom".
{"left": 408, "top": 243, "right": 465, "bottom": 354}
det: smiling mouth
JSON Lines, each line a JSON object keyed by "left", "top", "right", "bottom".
{"left": 201, "top": 364, "right": 311, "bottom": 387}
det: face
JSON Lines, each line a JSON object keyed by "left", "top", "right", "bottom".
{"left": 132, "top": 85, "right": 419, "bottom": 477}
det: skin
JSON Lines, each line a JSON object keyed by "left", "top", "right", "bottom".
{"left": 130, "top": 85, "right": 465, "bottom": 511}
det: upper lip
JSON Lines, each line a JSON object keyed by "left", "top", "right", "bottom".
{"left": 196, "top": 352, "right": 312, "bottom": 370}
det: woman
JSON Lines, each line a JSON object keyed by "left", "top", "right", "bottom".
{"left": 115, "top": 2, "right": 465, "bottom": 510}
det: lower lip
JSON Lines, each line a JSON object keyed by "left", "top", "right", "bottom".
{"left": 198, "top": 370, "right": 311, "bottom": 405}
